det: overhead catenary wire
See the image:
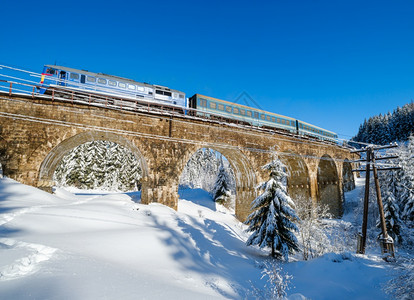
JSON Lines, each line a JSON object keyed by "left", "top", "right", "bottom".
{"left": 0, "top": 64, "right": 391, "bottom": 162}
{"left": 0, "top": 64, "right": 394, "bottom": 151}
{"left": 0, "top": 65, "right": 341, "bottom": 140}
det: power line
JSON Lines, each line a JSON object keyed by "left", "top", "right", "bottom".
{"left": 0, "top": 64, "right": 365, "bottom": 161}
{"left": 0, "top": 64, "right": 344, "bottom": 144}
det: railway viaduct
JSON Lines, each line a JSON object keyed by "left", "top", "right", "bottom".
{"left": 0, "top": 93, "right": 358, "bottom": 221}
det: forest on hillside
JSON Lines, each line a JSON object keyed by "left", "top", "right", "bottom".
{"left": 351, "top": 101, "right": 414, "bottom": 146}
{"left": 349, "top": 100, "right": 414, "bottom": 243}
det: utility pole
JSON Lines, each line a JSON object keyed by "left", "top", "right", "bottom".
{"left": 351, "top": 143, "right": 400, "bottom": 259}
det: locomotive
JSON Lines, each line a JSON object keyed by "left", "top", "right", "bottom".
{"left": 37, "top": 65, "right": 338, "bottom": 143}
{"left": 38, "top": 65, "right": 186, "bottom": 108}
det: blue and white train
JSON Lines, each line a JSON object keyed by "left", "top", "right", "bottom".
{"left": 189, "top": 94, "right": 338, "bottom": 142}
{"left": 38, "top": 65, "right": 186, "bottom": 108}
{"left": 37, "top": 65, "right": 338, "bottom": 143}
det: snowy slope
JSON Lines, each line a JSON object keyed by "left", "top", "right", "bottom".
{"left": 0, "top": 178, "right": 396, "bottom": 299}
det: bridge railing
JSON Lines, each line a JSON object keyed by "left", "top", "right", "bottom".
{"left": 0, "top": 69, "right": 342, "bottom": 148}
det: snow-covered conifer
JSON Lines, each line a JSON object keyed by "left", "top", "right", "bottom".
{"left": 212, "top": 162, "right": 231, "bottom": 205}
{"left": 377, "top": 189, "right": 402, "bottom": 244}
{"left": 399, "top": 135, "right": 414, "bottom": 221}
{"left": 245, "top": 155, "right": 300, "bottom": 260}
{"left": 54, "top": 141, "right": 141, "bottom": 191}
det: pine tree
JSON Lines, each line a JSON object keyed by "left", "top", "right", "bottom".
{"left": 351, "top": 101, "right": 414, "bottom": 146}
{"left": 212, "top": 162, "right": 231, "bottom": 205}
{"left": 399, "top": 135, "right": 414, "bottom": 221}
{"left": 377, "top": 189, "right": 402, "bottom": 244}
{"left": 245, "top": 156, "right": 300, "bottom": 260}
{"left": 54, "top": 141, "right": 141, "bottom": 191}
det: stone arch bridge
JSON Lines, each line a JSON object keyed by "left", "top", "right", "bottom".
{"left": 0, "top": 94, "right": 357, "bottom": 221}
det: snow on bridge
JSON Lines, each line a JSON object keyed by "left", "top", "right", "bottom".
{"left": 0, "top": 92, "right": 357, "bottom": 221}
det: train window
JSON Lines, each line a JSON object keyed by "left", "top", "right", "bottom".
{"left": 226, "top": 106, "right": 232, "bottom": 113}
{"left": 137, "top": 86, "right": 145, "bottom": 92}
{"left": 119, "top": 82, "right": 126, "bottom": 88}
{"left": 233, "top": 107, "right": 239, "bottom": 114}
{"left": 97, "top": 78, "right": 107, "bottom": 85}
{"left": 277, "top": 118, "right": 280, "bottom": 123}
{"left": 179, "top": 94, "right": 184, "bottom": 99}
{"left": 108, "top": 80, "right": 116, "bottom": 86}
{"left": 156, "top": 90, "right": 172, "bottom": 96}
{"left": 240, "top": 109, "right": 246, "bottom": 116}
{"left": 210, "top": 102, "right": 217, "bottom": 109}
{"left": 70, "top": 73, "right": 79, "bottom": 80}
{"left": 46, "top": 68, "right": 56, "bottom": 75}
{"left": 261, "top": 114, "right": 265, "bottom": 120}
{"left": 246, "top": 111, "right": 252, "bottom": 117}
{"left": 282, "top": 119, "right": 285, "bottom": 124}
{"left": 272, "top": 117, "right": 275, "bottom": 122}
{"left": 218, "top": 104, "right": 224, "bottom": 111}
{"left": 128, "top": 84, "right": 136, "bottom": 90}
{"left": 254, "top": 112, "right": 259, "bottom": 119}
{"left": 200, "top": 99, "right": 207, "bottom": 107}
{"left": 87, "top": 76, "right": 96, "bottom": 83}
{"left": 291, "top": 121, "right": 295, "bottom": 126}
{"left": 266, "top": 115, "right": 271, "bottom": 121}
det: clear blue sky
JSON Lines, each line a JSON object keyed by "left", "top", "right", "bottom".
{"left": 1, "top": 0, "right": 413, "bottom": 139}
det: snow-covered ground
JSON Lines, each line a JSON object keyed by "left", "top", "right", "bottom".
{"left": 0, "top": 177, "right": 402, "bottom": 299}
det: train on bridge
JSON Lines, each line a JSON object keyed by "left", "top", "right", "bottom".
{"left": 37, "top": 64, "right": 338, "bottom": 143}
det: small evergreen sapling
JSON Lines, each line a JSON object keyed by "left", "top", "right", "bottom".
{"left": 212, "top": 163, "right": 231, "bottom": 205}
{"left": 245, "top": 156, "right": 300, "bottom": 260}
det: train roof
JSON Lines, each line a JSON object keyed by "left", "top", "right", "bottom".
{"left": 193, "top": 94, "right": 337, "bottom": 135}
{"left": 298, "top": 119, "right": 337, "bottom": 135}
{"left": 193, "top": 94, "right": 295, "bottom": 120}
{"left": 44, "top": 65, "right": 184, "bottom": 93}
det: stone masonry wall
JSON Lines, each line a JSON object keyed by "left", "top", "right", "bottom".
{"left": 0, "top": 94, "right": 358, "bottom": 221}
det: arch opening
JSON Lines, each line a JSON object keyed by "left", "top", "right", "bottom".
{"left": 342, "top": 159, "right": 355, "bottom": 192}
{"left": 279, "top": 152, "right": 311, "bottom": 210}
{"left": 177, "top": 145, "right": 256, "bottom": 220}
{"left": 54, "top": 140, "right": 142, "bottom": 192}
{"left": 179, "top": 148, "right": 236, "bottom": 210}
{"left": 317, "top": 154, "right": 341, "bottom": 216}
{"left": 38, "top": 131, "right": 148, "bottom": 194}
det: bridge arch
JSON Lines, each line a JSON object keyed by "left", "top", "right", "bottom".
{"left": 38, "top": 131, "right": 149, "bottom": 188}
{"left": 342, "top": 159, "right": 355, "bottom": 192}
{"left": 279, "top": 151, "right": 311, "bottom": 207}
{"left": 317, "top": 154, "right": 341, "bottom": 216}
{"left": 177, "top": 144, "right": 257, "bottom": 220}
